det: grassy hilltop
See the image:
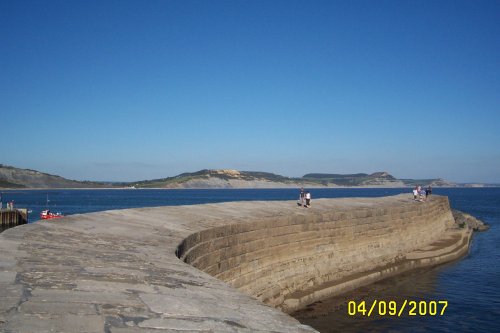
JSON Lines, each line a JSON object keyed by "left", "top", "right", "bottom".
{"left": 0, "top": 164, "right": 109, "bottom": 188}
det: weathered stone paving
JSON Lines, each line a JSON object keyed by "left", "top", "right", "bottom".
{"left": 0, "top": 194, "right": 471, "bottom": 332}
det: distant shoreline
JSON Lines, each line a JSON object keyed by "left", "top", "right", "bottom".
{"left": 1, "top": 165, "right": 463, "bottom": 190}
{"left": 1, "top": 185, "right": 497, "bottom": 191}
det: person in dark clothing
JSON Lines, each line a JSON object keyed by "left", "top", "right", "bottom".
{"left": 425, "top": 186, "right": 432, "bottom": 197}
{"left": 298, "top": 187, "right": 305, "bottom": 206}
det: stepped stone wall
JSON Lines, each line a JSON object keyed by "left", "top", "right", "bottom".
{"left": 177, "top": 195, "right": 456, "bottom": 312}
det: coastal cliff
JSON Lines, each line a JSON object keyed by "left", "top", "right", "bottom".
{"left": 131, "top": 169, "right": 454, "bottom": 189}
{"left": 0, "top": 164, "right": 455, "bottom": 188}
{"left": 0, "top": 194, "right": 473, "bottom": 332}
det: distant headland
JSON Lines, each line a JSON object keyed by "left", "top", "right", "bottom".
{"left": 0, "top": 164, "right": 470, "bottom": 189}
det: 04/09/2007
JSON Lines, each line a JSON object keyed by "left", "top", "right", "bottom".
{"left": 347, "top": 300, "right": 448, "bottom": 317}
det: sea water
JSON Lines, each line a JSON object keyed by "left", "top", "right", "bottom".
{"left": 1, "top": 187, "right": 499, "bottom": 332}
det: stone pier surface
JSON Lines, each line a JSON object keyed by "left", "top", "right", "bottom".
{"left": 0, "top": 194, "right": 471, "bottom": 332}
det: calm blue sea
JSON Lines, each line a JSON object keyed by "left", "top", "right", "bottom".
{"left": 1, "top": 187, "right": 499, "bottom": 333}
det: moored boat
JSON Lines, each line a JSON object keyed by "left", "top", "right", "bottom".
{"left": 40, "top": 210, "right": 64, "bottom": 220}
{"left": 40, "top": 193, "right": 64, "bottom": 220}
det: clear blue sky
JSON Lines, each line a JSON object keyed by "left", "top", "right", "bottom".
{"left": 1, "top": 0, "right": 499, "bottom": 183}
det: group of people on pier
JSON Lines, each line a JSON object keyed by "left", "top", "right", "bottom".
{"left": 0, "top": 193, "right": 15, "bottom": 210}
{"left": 296, "top": 185, "right": 433, "bottom": 207}
{"left": 413, "top": 185, "right": 432, "bottom": 202}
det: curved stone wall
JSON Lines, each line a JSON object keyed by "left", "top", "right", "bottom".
{"left": 177, "top": 195, "right": 459, "bottom": 312}
{"left": 0, "top": 194, "right": 470, "bottom": 332}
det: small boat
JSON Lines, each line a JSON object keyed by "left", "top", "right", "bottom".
{"left": 40, "top": 210, "right": 64, "bottom": 220}
{"left": 40, "top": 194, "right": 64, "bottom": 220}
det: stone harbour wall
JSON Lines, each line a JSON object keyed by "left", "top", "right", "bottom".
{"left": 0, "top": 194, "right": 470, "bottom": 332}
{"left": 176, "top": 195, "right": 460, "bottom": 312}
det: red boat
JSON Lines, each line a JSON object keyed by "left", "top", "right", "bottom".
{"left": 40, "top": 194, "right": 64, "bottom": 220}
{"left": 40, "top": 210, "right": 64, "bottom": 220}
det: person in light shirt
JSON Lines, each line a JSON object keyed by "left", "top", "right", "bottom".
{"left": 305, "top": 191, "right": 311, "bottom": 208}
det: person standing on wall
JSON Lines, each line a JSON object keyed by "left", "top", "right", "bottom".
{"left": 426, "top": 186, "right": 432, "bottom": 198}
{"left": 305, "top": 191, "right": 311, "bottom": 208}
{"left": 298, "top": 187, "right": 305, "bottom": 206}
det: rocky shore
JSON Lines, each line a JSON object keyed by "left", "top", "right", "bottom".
{"left": 452, "top": 209, "right": 489, "bottom": 231}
